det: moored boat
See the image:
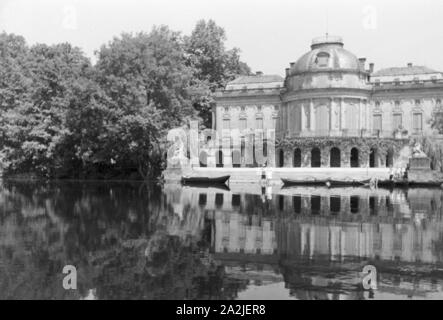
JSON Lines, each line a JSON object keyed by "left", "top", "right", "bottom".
{"left": 328, "top": 179, "right": 372, "bottom": 187}
{"left": 281, "top": 178, "right": 328, "bottom": 186}
{"left": 181, "top": 175, "right": 230, "bottom": 185}
{"left": 282, "top": 178, "right": 372, "bottom": 187}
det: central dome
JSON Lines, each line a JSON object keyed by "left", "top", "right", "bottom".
{"left": 291, "top": 36, "right": 365, "bottom": 75}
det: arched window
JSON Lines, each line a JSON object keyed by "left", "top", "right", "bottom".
{"left": 370, "top": 148, "right": 378, "bottom": 168}
{"left": 350, "top": 148, "right": 359, "bottom": 167}
{"left": 293, "top": 148, "right": 302, "bottom": 167}
{"left": 315, "top": 52, "right": 330, "bottom": 67}
{"left": 311, "top": 148, "right": 321, "bottom": 167}
{"left": 263, "top": 140, "right": 268, "bottom": 157}
{"left": 278, "top": 149, "right": 284, "bottom": 168}
{"left": 216, "top": 150, "right": 223, "bottom": 168}
{"left": 330, "top": 147, "right": 341, "bottom": 167}
{"left": 386, "top": 148, "right": 394, "bottom": 167}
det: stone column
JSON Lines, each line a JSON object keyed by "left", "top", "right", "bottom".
{"left": 266, "top": 129, "right": 276, "bottom": 167}
{"left": 207, "top": 147, "right": 216, "bottom": 168}
{"left": 304, "top": 103, "right": 310, "bottom": 131}
{"left": 300, "top": 103, "right": 305, "bottom": 133}
{"left": 330, "top": 98, "right": 336, "bottom": 134}
{"left": 254, "top": 130, "right": 264, "bottom": 166}
{"left": 309, "top": 227, "right": 315, "bottom": 258}
{"left": 244, "top": 132, "right": 255, "bottom": 167}
{"left": 340, "top": 98, "right": 346, "bottom": 130}
{"left": 287, "top": 104, "right": 292, "bottom": 135}
{"left": 206, "top": 191, "right": 215, "bottom": 210}
{"left": 284, "top": 149, "right": 292, "bottom": 168}
{"left": 310, "top": 99, "right": 315, "bottom": 132}
{"left": 222, "top": 136, "right": 232, "bottom": 168}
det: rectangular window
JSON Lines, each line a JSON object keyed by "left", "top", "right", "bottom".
{"left": 239, "top": 118, "right": 247, "bottom": 130}
{"left": 256, "top": 117, "right": 263, "bottom": 130}
{"left": 223, "top": 119, "right": 230, "bottom": 130}
{"left": 215, "top": 193, "right": 224, "bottom": 207}
{"left": 393, "top": 114, "right": 402, "bottom": 128}
{"left": 413, "top": 113, "right": 423, "bottom": 132}
{"left": 373, "top": 114, "right": 382, "bottom": 131}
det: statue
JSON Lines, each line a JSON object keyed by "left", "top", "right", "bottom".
{"left": 167, "top": 136, "right": 189, "bottom": 169}
{"left": 412, "top": 142, "right": 427, "bottom": 158}
{"left": 172, "top": 137, "right": 185, "bottom": 159}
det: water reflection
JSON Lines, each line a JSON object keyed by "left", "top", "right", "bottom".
{"left": 1, "top": 180, "right": 443, "bottom": 299}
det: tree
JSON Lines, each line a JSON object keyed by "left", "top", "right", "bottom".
{"left": 1, "top": 39, "right": 94, "bottom": 177}
{"left": 0, "top": 21, "right": 252, "bottom": 179}
{"left": 431, "top": 109, "right": 443, "bottom": 134}
{"left": 185, "top": 20, "right": 250, "bottom": 128}
{"left": 94, "top": 26, "right": 199, "bottom": 178}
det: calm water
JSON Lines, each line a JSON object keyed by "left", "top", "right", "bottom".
{"left": 1, "top": 180, "right": 443, "bottom": 300}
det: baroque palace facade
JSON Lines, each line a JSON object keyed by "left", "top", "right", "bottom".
{"left": 212, "top": 35, "right": 443, "bottom": 169}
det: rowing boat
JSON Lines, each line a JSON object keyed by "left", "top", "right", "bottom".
{"left": 181, "top": 175, "right": 230, "bottom": 185}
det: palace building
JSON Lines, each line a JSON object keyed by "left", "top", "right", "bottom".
{"left": 213, "top": 35, "right": 443, "bottom": 169}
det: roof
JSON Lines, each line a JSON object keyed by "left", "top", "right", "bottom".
{"left": 290, "top": 36, "right": 365, "bottom": 75}
{"left": 373, "top": 66, "right": 441, "bottom": 77}
{"left": 228, "top": 74, "right": 284, "bottom": 85}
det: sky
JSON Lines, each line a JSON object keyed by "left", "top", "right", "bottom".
{"left": 0, "top": 0, "right": 442, "bottom": 76}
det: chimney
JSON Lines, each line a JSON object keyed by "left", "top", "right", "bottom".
{"left": 358, "top": 57, "right": 366, "bottom": 69}
{"left": 255, "top": 71, "right": 263, "bottom": 76}
{"left": 290, "top": 62, "right": 295, "bottom": 68}
{"left": 369, "top": 63, "right": 374, "bottom": 73}
{"left": 285, "top": 68, "right": 290, "bottom": 76}
{"left": 407, "top": 62, "right": 413, "bottom": 68}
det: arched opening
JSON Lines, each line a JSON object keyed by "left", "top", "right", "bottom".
{"left": 330, "top": 147, "right": 341, "bottom": 167}
{"left": 330, "top": 196, "right": 341, "bottom": 215}
{"left": 386, "top": 148, "right": 394, "bottom": 167}
{"left": 293, "top": 196, "right": 301, "bottom": 214}
{"left": 293, "top": 148, "right": 302, "bottom": 167}
{"left": 198, "top": 193, "right": 207, "bottom": 206}
{"left": 311, "top": 148, "right": 321, "bottom": 167}
{"left": 216, "top": 150, "right": 223, "bottom": 168}
{"left": 199, "top": 151, "right": 207, "bottom": 168}
{"left": 232, "top": 150, "right": 241, "bottom": 168}
{"left": 278, "top": 149, "right": 284, "bottom": 168}
{"left": 350, "top": 148, "right": 359, "bottom": 167}
{"left": 369, "top": 148, "right": 378, "bottom": 168}
{"left": 350, "top": 196, "right": 359, "bottom": 214}
{"left": 215, "top": 193, "right": 224, "bottom": 208}
{"left": 311, "top": 195, "right": 321, "bottom": 214}
{"left": 279, "top": 195, "right": 284, "bottom": 211}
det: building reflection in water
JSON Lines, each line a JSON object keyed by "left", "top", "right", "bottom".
{"left": 166, "top": 184, "right": 443, "bottom": 299}
{"left": 1, "top": 180, "right": 443, "bottom": 300}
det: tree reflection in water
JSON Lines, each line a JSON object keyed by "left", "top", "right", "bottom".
{"left": 1, "top": 180, "right": 443, "bottom": 299}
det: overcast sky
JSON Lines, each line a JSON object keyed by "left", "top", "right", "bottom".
{"left": 1, "top": 0, "right": 442, "bottom": 76}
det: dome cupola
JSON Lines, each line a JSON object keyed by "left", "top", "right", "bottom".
{"left": 290, "top": 35, "right": 366, "bottom": 75}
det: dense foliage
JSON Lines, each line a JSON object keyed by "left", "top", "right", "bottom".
{"left": 0, "top": 20, "right": 250, "bottom": 180}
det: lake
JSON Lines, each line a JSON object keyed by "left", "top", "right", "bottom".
{"left": 1, "top": 180, "right": 443, "bottom": 300}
